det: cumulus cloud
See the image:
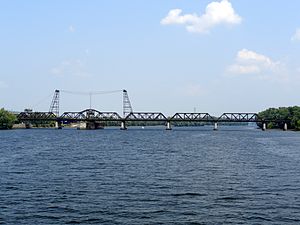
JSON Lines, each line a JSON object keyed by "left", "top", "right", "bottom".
{"left": 227, "top": 49, "right": 289, "bottom": 81}
{"left": 160, "top": 0, "right": 242, "bottom": 33}
{"left": 228, "top": 64, "right": 261, "bottom": 74}
{"left": 291, "top": 28, "right": 300, "bottom": 41}
{"left": 51, "top": 59, "right": 90, "bottom": 77}
{"left": 228, "top": 49, "right": 281, "bottom": 74}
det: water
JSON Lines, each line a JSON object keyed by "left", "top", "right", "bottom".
{"left": 1, "top": 126, "right": 300, "bottom": 224}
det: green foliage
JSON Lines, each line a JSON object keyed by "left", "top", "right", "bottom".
{"left": 0, "top": 108, "right": 17, "bottom": 129}
{"left": 258, "top": 106, "right": 300, "bottom": 130}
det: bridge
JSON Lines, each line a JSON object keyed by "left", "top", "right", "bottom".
{"left": 16, "top": 90, "right": 290, "bottom": 131}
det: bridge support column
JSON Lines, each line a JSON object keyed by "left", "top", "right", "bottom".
{"left": 166, "top": 121, "right": 172, "bottom": 130}
{"left": 86, "top": 121, "right": 104, "bottom": 130}
{"left": 77, "top": 122, "right": 85, "bottom": 130}
{"left": 25, "top": 122, "right": 32, "bottom": 129}
{"left": 120, "top": 121, "right": 127, "bottom": 130}
{"left": 55, "top": 121, "right": 62, "bottom": 129}
{"left": 213, "top": 122, "right": 218, "bottom": 131}
{"left": 283, "top": 123, "right": 288, "bottom": 131}
{"left": 86, "top": 122, "right": 96, "bottom": 130}
{"left": 262, "top": 123, "right": 267, "bottom": 131}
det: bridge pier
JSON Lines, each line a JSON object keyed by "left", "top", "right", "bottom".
{"left": 77, "top": 122, "right": 84, "bottom": 130}
{"left": 283, "top": 123, "right": 288, "bottom": 131}
{"left": 86, "top": 122, "right": 96, "bottom": 130}
{"left": 166, "top": 121, "right": 172, "bottom": 130}
{"left": 213, "top": 122, "right": 218, "bottom": 131}
{"left": 76, "top": 121, "right": 103, "bottom": 130}
{"left": 120, "top": 121, "right": 127, "bottom": 130}
{"left": 55, "top": 121, "right": 62, "bottom": 129}
{"left": 262, "top": 123, "right": 267, "bottom": 131}
{"left": 25, "top": 122, "right": 32, "bottom": 129}
{"left": 86, "top": 121, "right": 104, "bottom": 130}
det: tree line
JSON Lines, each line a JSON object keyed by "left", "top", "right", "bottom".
{"left": 0, "top": 108, "right": 17, "bottom": 129}
{"left": 258, "top": 106, "right": 300, "bottom": 130}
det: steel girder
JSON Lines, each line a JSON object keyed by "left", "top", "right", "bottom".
{"left": 171, "top": 113, "right": 214, "bottom": 121}
{"left": 125, "top": 112, "right": 167, "bottom": 121}
{"left": 17, "top": 112, "right": 57, "bottom": 121}
{"left": 217, "top": 113, "right": 260, "bottom": 122}
{"left": 59, "top": 109, "right": 122, "bottom": 121}
{"left": 16, "top": 109, "right": 290, "bottom": 124}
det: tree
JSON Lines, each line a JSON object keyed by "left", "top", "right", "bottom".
{"left": 258, "top": 106, "right": 300, "bottom": 130}
{"left": 0, "top": 108, "right": 17, "bottom": 129}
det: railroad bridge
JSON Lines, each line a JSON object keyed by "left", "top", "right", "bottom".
{"left": 16, "top": 90, "right": 290, "bottom": 131}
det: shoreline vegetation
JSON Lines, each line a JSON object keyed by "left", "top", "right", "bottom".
{"left": 0, "top": 108, "right": 17, "bottom": 129}
{"left": 1, "top": 106, "right": 300, "bottom": 130}
{"left": 258, "top": 106, "right": 300, "bottom": 130}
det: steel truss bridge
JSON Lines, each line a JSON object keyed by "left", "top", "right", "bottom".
{"left": 17, "top": 109, "right": 290, "bottom": 130}
{"left": 15, "top": 89, "right": 290, "bottom": 130}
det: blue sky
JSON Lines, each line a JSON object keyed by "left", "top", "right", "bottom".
{"left": 1, "top": 0, "right": 300, "bottom": 116}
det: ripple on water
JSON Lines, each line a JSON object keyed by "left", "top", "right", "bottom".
{"left": 1, "top": 127, "right": 300, "bottom": 224}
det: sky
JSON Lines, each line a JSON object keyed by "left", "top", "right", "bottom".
{"left": 1, "top": 0, "right": 300, "bottom": 116}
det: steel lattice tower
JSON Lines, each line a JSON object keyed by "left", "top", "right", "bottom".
{"left": 49, "top": 90, "right": 60, "bottom": 116}
{"left": 123, "top": 90, "right": 133, "bottom": 117}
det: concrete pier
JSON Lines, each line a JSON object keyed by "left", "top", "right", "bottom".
{"left": 86, "top": 121, "right": 104, "bottom": 130}
{"left": 213, "top": 122, "right": 218, "bottom": 131}
{"left": 25, "top": 122, "right": 32, "bottom": 129}
{"left": 86, "top": 122, "right": 96, "bottom": 130}
{"left": 76, "top": 121, "right": 103, "bottom": 130}
{"left": 166, "top": 121, "right": 172, "bottom": 130}
{"left": 120, "top": 121, "right": 127, "bottom": 130}
{"left": 262, "top": 123, "right": 267, "bottom": 131}
{"left": 283, "top": 123, "right": 288, "bottom": 131}
{"left": 55, "top": 121, "right": 62, "bottom": 129}
{"left": 77, "top": 122, "right": 86, "bottom": 130}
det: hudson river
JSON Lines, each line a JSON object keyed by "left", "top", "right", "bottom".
{"left": 1, "top": 127, "right": 300, "bottom": 224}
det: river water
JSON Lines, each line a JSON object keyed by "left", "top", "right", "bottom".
{"left": 1, "top": 126, "right": 300, "bottom": 224}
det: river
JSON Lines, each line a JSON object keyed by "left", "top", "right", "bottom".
{"left": 1, "top": 126, "right": 300, "bottom": 224}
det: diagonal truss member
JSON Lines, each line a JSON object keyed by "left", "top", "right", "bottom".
{"left": 123, "top": 89, "right": 133, "bottom": 117}
{"left": 49, "top": 90, "right": 60, "bottom": 116}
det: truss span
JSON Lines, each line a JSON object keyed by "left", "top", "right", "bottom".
{"left": 17, "top": 111, "right": 57, "bottom": 121}
{"left": 217, "top": 113, "right": 260, "bottom": 122}
{"left": 171, "top": 113, "right": 214, "bottom": 122}
{"left": 16, "top": 109, "right": 290, "bottom": 124}
{"left": 125, "top": 112, "right": 167, "bottom": 121}
{"left": 60, "top": 109, "right": 122, "bottom": 121}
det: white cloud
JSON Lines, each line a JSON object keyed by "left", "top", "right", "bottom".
{"left": 291, "top": 28, "right": 300, "bottom": 41}
{"left": 51, "top": 59, "right": 90, "bottom": 77}
{"left": 69, "top": 25, "right": 75, "bottom": 32}
{"left": 228, "top": 64, "right": 261, "bottom": 74}
{"left": 161, "top": 0, "right": 242, "bottom": 33}
{"left": 228, "top": 49, "right": 281, "bottom": 74}
{"left": 227, "top": 49, "right": 288, "bottom": 81}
